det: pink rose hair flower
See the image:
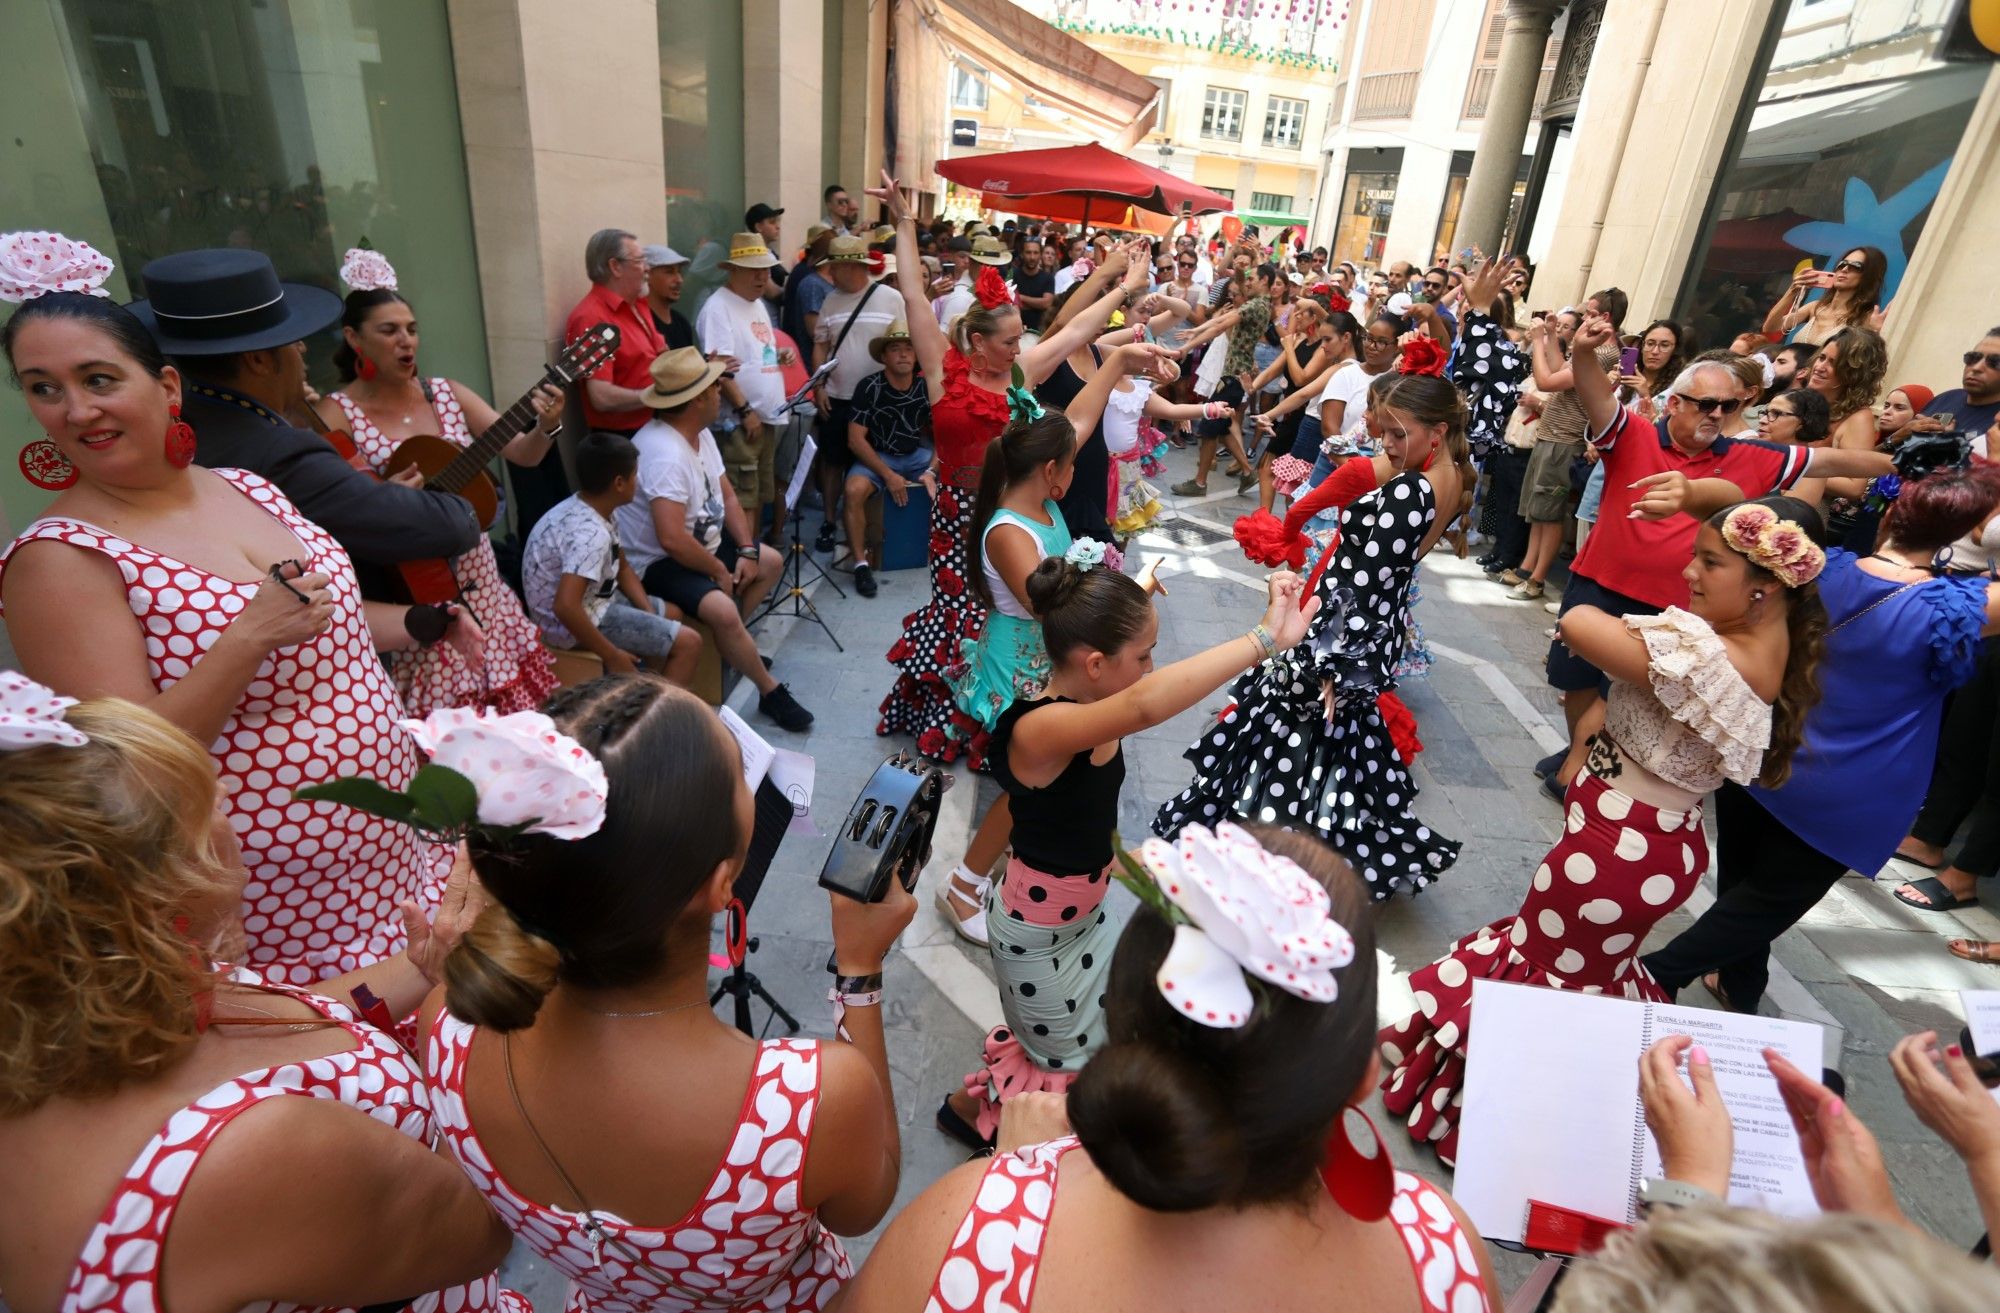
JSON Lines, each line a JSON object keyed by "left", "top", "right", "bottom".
{"left": 1720, "top": 503, "right": 1824, "bottom": 588}
{"left": 339, "top": 247, "right": 399, "bottom": 293}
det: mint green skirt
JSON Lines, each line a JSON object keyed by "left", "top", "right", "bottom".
{"left": 948, "top": 610, "right": 1050, "bottom": 737}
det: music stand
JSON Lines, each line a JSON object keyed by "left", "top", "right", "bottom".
{"left": 750, "top": 432, "right": 845, "bottom": 651}
{"left": 710, "top": 774, "right": 804, "bottom": 1037}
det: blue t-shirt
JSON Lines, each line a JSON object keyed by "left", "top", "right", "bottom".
{"left": 1924, "top": 389, "right": 2000, "bottom": 436}
{"left": 1750, "top": 550, "right": 1988, "bottom": 872}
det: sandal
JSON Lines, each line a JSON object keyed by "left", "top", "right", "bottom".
{"left": 1701, "top": 971, "right": 1752, "bottom": 1014}
{"left": 1891, "top": 845, "right": 1943, "bottom": 871}
{"left": 1893, "top": 875, "right": 1979, "bottom": 913}
{"left": 935, "top": 1095, "right": 995, "bottom": 1153}
{"left": 935, "top": 869, "right": 990, "bottom": 947}
{"left": 1950, "top": 939, "right": 2000, "bottom": 964}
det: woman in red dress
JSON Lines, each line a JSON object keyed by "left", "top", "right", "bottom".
{"left": 865, "top": 174, "right": 1156, "bottom": 941}
{"left": 314, "top": 247, "right": 559, "bottom": 717}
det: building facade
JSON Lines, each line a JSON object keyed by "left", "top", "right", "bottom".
{"left": 0, "top": 0, "right": 890, "bottom": 536}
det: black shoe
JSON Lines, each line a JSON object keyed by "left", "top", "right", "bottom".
{"left": 1541, "top": 772, "right": 1567, "bottom": 804}
{"left": 854, "top": 563, "right": 878, "bottom": 598}
{"left": 814, "top": 523, "right": 836, "bottom": 554}
{"left": 1476, "top": 553, "right": 1500, "bottom": 570}
{"left": 1532, "top": 750, "right": 1566, "bottom": 780}
{"left": 758, "top": 682, "right": 814, "bottom": 732}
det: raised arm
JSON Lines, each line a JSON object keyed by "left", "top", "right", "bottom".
{"left": 1762, "top": 272, "right": 1818, "bottom": 339}
{"left": 1024, "top": 249, "right": 1150, "bottom": 386}
{"left": 864, "top": 172, "right": 947, "bottom": 400}
{"left": 1567, "top": 313, "right": 1623, "bottom": 435}
{"left": 1064, "top": 343, "right": 1177, "bottom": 454}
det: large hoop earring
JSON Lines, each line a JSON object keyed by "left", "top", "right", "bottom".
{"left": 1320, "top": 1104, "right": 1395, "bottom": 1221}
{"left": 18, "top": 440, "right": 78, "bottom": 491}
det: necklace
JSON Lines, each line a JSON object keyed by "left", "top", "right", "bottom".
{"left": 208, "top": 999, "right": 331, "bottom": 1033}
{"left": 572, "top": 1000, "right": 712, "bottom": 1020}
{"left": 1866, "top": 551, "right": 1935, "bottom": 575}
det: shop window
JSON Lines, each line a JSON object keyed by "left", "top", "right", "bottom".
{"left": 660, "top": 0, "right": 746, "bottom": 323}
{"left": 1251, "top": 192, "right": 1294, "bottom": 214}
{"left": 950, "top": 60, "right": 989, "bottom": 111}
{"left": 1263, "top": 96, "right": 1307, "bottom": 149}
{"left": 1202, "top": 87, "right": 1247, "bottom": 142}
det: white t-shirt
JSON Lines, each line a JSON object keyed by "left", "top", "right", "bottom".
{"left": 521, "top": 494, "right": 620, "bottom": 646}
{"left": 815, "top": 282, "right": 900, "bottom": 400}
{"left": 695, "top": 288, "right": 786, "bottom": 423}
{"left": 615, "top": 419, "right": 727, "bottom": 573}
{"left": 1318, "top": 361, "right": 1381, "bottom": 439}
{"left": 933, "top": 274, "right": 974, "bottom": 332}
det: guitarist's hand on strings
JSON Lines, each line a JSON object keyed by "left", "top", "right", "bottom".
{"left": 387, "top": 464, "right": 426, "bottom": 488}
{"left": 528, "top": 383, "right": 564, "bottom": 435}
{"left": 439, "top": 602, "right": 486, "bottom": 674}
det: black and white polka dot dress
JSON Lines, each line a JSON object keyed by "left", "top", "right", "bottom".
{"left": 1153, "top": 471, "right": 1462, "bottom": 899}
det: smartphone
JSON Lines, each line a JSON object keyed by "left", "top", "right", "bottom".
{"left": 1619, "top": 346, "right": 1640, "bottom": 376}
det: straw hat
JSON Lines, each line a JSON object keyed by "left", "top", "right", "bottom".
{"left": 817, "top": 235, "right": 871, "bottom": 266}
{"left": 869, "top": 321, "right": 914, "bottom": 363}
{"left": 639, "top": 346, "right": 728, "bottom": 409}
{"left": 805, "top": 223, "right": 832, "bottom": 244}
{"left": 720, "top": 232, "right": 778, "bottom": 270}
{"left": 969, "top": 235, "right": 1010, "bottom": 266}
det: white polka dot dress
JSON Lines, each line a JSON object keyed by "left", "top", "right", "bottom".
{"left": 0, "top": 470, "right": 452, "bottom": 985}
{"left": 1154, "top": 471, "right": 1461, "bottom": 900}
{"left": 331, "top": 381, "right": 556, "bottom": 717}
{"left": 427, "top": 1014, "right": 851, "bottom": 1311}
{"left": 1378, "top": 770, "right": 1709, "bottom": 1165}
{"left": 922, "top": 1137, "right": 1492, "bottom": 1311}
{"left": 61, "top": 968, "right": 528, "bottom": 1313}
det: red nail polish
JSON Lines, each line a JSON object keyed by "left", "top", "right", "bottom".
{"left": 1949, "top": 1043, "right": 1964, "bottom": 1059}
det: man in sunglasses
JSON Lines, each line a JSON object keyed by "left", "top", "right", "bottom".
{"left": 1906, "top": 328, "right": 2000, "bottom": 437}
{"left": 1533, "top": 312, "right": 1894, "bottom": 797}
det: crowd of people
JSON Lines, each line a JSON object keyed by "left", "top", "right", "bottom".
{"left": 4, "top": 166, "right": 2000, "bottom": 1313}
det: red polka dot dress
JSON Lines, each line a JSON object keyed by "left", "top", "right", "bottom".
{"left": 924, "top": 1137, "right": 1491, "bottom": 1312}
{"left": 427, "top": 1013, "right": 851, "bottom": 1312}
{"left": 62, "top": 968, "right": 528, "bottom": 1313}
{"left": 0, "top": 469, "right": 451, "bottom": 986}
{"left": 331, "top": 381, "right": 556, "bottom": 717}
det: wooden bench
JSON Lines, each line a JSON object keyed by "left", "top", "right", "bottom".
{"left": 547, "top": 616, "right": 723, "bottom": 705}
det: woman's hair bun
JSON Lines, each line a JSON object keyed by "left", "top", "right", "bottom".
{"left": 1068, "top": 1038, "right": 1244, "bottom": 1212}
{"left": 1024, "top": 555, "right": 1084, "bottom": 617}
{"left": 443, "top": 902, "right": 562, "bottom": 1032}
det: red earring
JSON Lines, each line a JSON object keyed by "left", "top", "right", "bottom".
{"left": 18, "top": 440, "right": 78, "bottom": 491}
{"left": 165, "top": 406, "right": 197, "bottom": 469}
{"left": 1320, "top": 1104, "right": 1395, "bottom": 1221}
{"left": 357, "top": 354, "right": 378, "bottom": 381}
{"left": 725, "top": 897, "right": 749, "bottom": 967}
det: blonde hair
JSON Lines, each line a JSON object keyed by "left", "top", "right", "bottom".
{"left": 1553, "top": 1204, "right": 2000, "bottom": 1313}
{"left": 948, "top": 301, "right": 1018, "bottom": 357}
{"left": 0, "top": 699, "right": 230, "bottom": 1114}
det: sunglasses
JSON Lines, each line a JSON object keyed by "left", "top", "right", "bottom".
{"left": 1423, "top": 281, "right": 1446, "bottom": 292}
{"left": 1965, "top": 351, "right": 2000, "bottom": 370}
{"left": 1831, "top": 260, "right": 1865, "bottom": 274}
{"left": 1677, "top": 394, "right": 1745, "bottom": 416}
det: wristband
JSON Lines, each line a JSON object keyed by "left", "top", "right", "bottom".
{"left": 736, "top": 546, "right": 760, "bottom": 560}
{"left": 828, "top": 986, "right": 884, "bottom": 1009}
{"left": 1637, "top": 1176, "right": 1718, "bottom": 1215}
{"left": 830, "top": 969, "right": 884, "bottom": 994}
{"left": 404, "top": 603, "right": 450, "bottom": 647}
{"left": 1247, "top": 623, "right": 1278, "bottom": 660}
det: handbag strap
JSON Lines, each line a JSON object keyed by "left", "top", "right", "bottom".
{"left": 825, "top": 279, "right": 886, "bottom": 364}
{"left": 1828, "top": 579, "right": 1918, "bottom": 635}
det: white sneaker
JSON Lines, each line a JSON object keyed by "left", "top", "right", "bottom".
{"left": 935, "top": 867, "right": 991, "bottom": 946}
{"left": 1543, "top": 601, "right": 1561, "bottom": 614}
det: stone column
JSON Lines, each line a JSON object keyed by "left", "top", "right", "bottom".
{"left": 1457, "top": 0, "right": 1563, "bottom": 257}
{"left": 744, "top": 0, "right": 825, "bottom": 256}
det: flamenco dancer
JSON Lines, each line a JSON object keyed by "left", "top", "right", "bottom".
{"left": 1154, "top": 364, "right": 1467, "bottom": 899}
{"left": 936, "top": 553, "right": 1317, "bottom": 1148}
{"left": 1380, "top": 497, "right": 1828, "bottom": 1163}
{"left": 866, "top": 173, "right": 1167, "bottom": 940}
{"left": 315, "top": 247, "right": 558, "bottom": 716}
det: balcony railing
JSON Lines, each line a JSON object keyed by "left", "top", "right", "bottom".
{"left": 1461, "top": 62, "right": 1559, "bottom": 120}
{"left": 1352, "top": 71, "right": 1419, "bottom": 122}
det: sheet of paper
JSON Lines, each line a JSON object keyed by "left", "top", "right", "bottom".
{"left": 1962, "top": 990, "right": 2000, "bottom": 1059}
{"left": 1454, "top": 980, "right": 1647, "bottom": 1241}
{"left": 1650, "top": 1003, "right": 1820, "bottom": 1217}
{"left": 717, "top": 705, "right": 774, "bottom": 791}
{"left": 783, "top": 434, "right": 819, "bottom": 514}
{"left": 769, "top": 748, "right": 817, "bottom": 837}
{"left": 1453, "top": 980, "right": 1823, "bottom": 1244}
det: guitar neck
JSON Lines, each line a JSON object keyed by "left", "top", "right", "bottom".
{"left": 431, "top": 372, "right": 556, "bottom": 493}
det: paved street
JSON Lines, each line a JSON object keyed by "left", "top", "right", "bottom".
{"left": 504, "top": 442, "right": 2000, "bottom": 1302}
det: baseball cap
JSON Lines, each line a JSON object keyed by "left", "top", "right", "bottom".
{"left": 641, "top": 244, "right": 687, "bottom": 269}
{"left": 744, "top": 202, "right": 784, "bottom": 227}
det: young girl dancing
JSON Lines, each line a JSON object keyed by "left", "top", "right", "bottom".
{"left": 1380, "top": 497, "right": 1828, "bottom": 1164}
{"left": 1155, "top": 365, "right": 1467, "bottom": 900}
{"left": 936, "top": 555, "right": 1317, "bottom": 1148}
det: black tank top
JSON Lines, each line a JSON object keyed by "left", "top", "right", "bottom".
{"left": 987, "top": 696, "right": 1126, "bottom": 876}
{"left": 1040, "top": 347, "right": 1112, "bottom": 542}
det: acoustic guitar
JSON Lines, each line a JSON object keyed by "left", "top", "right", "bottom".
{"left": 311, "top": 324, "right": 621, "bottom": 605}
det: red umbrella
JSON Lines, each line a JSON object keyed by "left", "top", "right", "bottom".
{"left": 936, "top": 142, "right": 1234, "bottom": 228}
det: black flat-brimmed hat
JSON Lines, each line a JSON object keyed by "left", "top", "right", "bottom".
{"left": 127, "top": 249, "right": 343, "bottom": 356}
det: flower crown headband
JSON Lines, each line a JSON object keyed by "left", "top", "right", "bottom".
{"left": 296, "top": 706, "right": 608, "bottom": 842}
{"left": 1114, "top": 822, "right": 1356, "bottom": 1028}
{"left": 0, "top": 231, "right": 114, "bottom": 304}
{"left": 1719, "top": 503, "right": 1825, "bottom": 589}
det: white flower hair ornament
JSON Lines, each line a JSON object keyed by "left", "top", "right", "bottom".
{"left": 0, "top": 231, "right": 114, "bottom": 303}
{"left": 296, "top": 707, "right": 607, "bottom": 842}
{"left": 338, "top": 246, "right": 398, "bottom": 292}
{"left": 1065, "top": 538, "right": 1108, "bottom": 571}
{"left": 1115, "top": 822, "right": 1355, "bottom": 1028}
{"left": 0, "top": 672, "right": 89, "bottom": 751}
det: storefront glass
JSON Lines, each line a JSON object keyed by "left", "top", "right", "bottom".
{"left": 660, "top": 0, "right": 745, "bottom": 322}
{"left": 0, "top": 0, "right": 489, "bottom": 532}
{"left": 1332, "top": 147, "right": 1402, "bottom": 267}
{"left": 1433, "top": 150, "right": 1529, "bottom": 265}
{"left": 1677, "top": 1, "right": 1983, "bottom": 349}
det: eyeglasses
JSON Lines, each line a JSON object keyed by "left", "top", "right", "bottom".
{"left": 1831, "top": 260, "right": 1864, "bottom": 274}
{"left": 1964, "top": 351, "right": 2000, "bottom": 370}
{"left": 1676, "top": 394, "right": 1745, "bottom": 415}
{"left": 1763, "top": 407, "right": 1796, "bottom": 421}
{"left": 1365, "top": 334, "right": 1399, "bottom": 346}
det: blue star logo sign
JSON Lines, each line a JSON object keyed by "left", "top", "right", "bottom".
{"left": 1781, "top": 158, "right": 1952, "bottom": 302}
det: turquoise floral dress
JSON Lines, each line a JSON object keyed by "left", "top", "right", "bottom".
{"left": 948, "top": 501, "right": 1073, "bottom": 766}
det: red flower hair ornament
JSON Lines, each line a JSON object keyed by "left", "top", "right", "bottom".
{"left": 1397, "top": 336, "right": 1448, "bottom": 378}
{"left": 974, "top": 265, "right": 1017, "bottom": 309}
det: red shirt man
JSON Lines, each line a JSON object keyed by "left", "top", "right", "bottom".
{"left": 565, "top": 230, "right": 666, "bottom": 434}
